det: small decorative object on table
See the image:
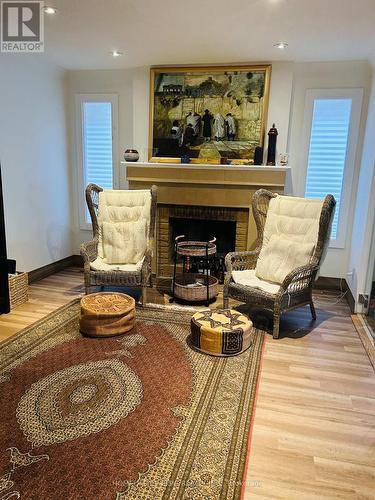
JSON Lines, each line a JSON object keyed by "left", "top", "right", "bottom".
{"left": 80, "top": 292, "right": 136, "bottom": 337}
{"left": 266, "top": 123, "right": 278, "bottom": 166}
{"left": 171, "top": 236, "right": 218, "bottom": 306}
{"left": 123, "top": 149, "right": 139, "bottom": 162}
{"left": 190, "top": 308, "right": 253, "bottom": 356}
{"left": 279, "top": 153, "right": 289, "bottom": 166}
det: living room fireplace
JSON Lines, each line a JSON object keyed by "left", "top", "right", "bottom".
{"left": 157, "top": 204, "right": 249, "bottom": 278}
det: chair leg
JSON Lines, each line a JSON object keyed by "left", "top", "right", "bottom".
{"left": 273, "top": 311, "right": 280, "bottom": 339}
{"left": 141, "top": 286, "right": 147, "bottom": 306}
{"left": 310, "top": 300, "right": 317, "bottom": 321}
{"left": 85, "top": 285, "right": 90, "bottom": 295}
{"left": 223, "top": 294, "right": 229, "bottom": 309}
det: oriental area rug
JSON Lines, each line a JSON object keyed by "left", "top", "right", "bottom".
{"left": 0, "top": 300, "right": 264, "bottom": 500}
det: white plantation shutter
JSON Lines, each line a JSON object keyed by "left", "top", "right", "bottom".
{"left": 305, "top": 98, "right": 352, "bottom": 239}
{"left": 76, "top": 94, "right": 118, "bottom": 229}
{"left": 83, "top": 102, "right": 113, "bottom": 191}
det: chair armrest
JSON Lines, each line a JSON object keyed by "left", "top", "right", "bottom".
{"left": 225, "top": 250, "right": 260, "bottom": 273}
{"left": 80, "top": 239, "right": 98, "bottom": 264}
{"left": 279, "top": 264, "right": 319, "bottom": 294}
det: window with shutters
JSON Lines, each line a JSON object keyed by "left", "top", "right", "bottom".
{"left": 75, "top": 94, "right": 118, "bottom": 229}
{"left": 302, "top": 89, "right": 363, "bottom": 248}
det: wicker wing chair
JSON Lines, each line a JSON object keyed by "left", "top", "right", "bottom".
{"left": 223, "top": 189, "right": 336, "bottom": 339}
{"left": 80, "top": 184, "right": 157, "bottom": 304}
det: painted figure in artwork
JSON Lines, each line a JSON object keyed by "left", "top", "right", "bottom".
{"left": 202, "top": 109, "right": 213, "bottom": 142}
{"left": 182, "top": 123, "right": 194, "bottom": 146}
{"left": 213, "top": 113, "right": 225, "bottom": 141}
{"left": 186, "top": 112, "right": 201, "bottom": 139}
{"left": 226, "top": 113, "right": 236, "bottom": 141}
{"left": 171, "top": 120, "right": 182, "bottom": 144}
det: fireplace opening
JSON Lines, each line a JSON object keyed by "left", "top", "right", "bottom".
{"left": 170, "top": 217, "right": 236, "bottom": 258}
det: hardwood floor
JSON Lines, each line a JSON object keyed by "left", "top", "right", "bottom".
{"left": 0, "top": 267, "right": 374, "bottom": 499}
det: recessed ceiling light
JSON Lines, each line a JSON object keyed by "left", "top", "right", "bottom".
{"left": 273, "top": 42, "right": 288, "bottom": 50}
{"left": 111, "top": 50, "right": 123, "bottom": 57}
{"left": 43, "top": 6, "right": 57, "bottom": 14}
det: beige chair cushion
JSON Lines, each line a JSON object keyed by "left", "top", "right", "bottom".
{"left": 232, "top": 269, "right": 280, "bottom": 295}
{"left": 255, "top": 195, "right": 323, "bottom": 284}
{"left": 97, "top": 189, "right": 151, "bottom": 264}
{"left": 255, "top": 234, "right": 315, "bottom": 284}
{"left": 90, "top": 256, "right": 144, "bottom": 272}
{"left": 102, "top": 219, "right": 147, "bottom": 264}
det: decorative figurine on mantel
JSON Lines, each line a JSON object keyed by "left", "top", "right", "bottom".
{"left": 266, "top": 124, "right": 278, "bottom": 166}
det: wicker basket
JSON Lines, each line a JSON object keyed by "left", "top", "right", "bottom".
{"left": 9, "top": 272, "right": 29, "bottom": 309}
{"left": 172, "top": 274, "right": 218, "bottom": 302}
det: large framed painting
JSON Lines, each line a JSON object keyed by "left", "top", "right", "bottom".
{"left": 149, "top": 65, "right": 271, "bottom": 163}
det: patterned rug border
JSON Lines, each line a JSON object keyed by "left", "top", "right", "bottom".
{"left": 240, "top": 334, "right": 266, "bottom": 499}
{"left": 0, "top": 298, "right": 82, "bottom": 349}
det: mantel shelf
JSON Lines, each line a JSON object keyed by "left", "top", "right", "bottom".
{"left": 126, "top": 176, "right": 285, "bottom": 188}
{"left": 121, "top": 161, "right": 291, "bottom": 172}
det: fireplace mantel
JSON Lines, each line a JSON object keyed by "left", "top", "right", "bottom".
{"left": 122, "top": 162, "right": 291, "bottom": 208}
{"left": 122, "top": 161, "right": 291, "bottom": 276}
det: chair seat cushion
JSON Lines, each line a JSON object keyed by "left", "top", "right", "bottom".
{"left": 90, "top": 256, "right": 144, "bottom": 272}
{"left": 232, "top": 269, "right": 280, "bottom": 295}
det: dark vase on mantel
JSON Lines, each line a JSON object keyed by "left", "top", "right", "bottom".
{"left": 266, "top": 123, "right": 278, "bottom": 166}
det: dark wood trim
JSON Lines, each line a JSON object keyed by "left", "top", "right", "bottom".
{"left": 28, "top": 255, "right": 83, "bottom": 284}
{"left": 314, "top": 276, "right": 343, "bottom": 290}
{"left": 314, "top": 277, "right": 354, "bottom": 312}
{"left": 343, "top": 280, "right": 355, "bottom": 313}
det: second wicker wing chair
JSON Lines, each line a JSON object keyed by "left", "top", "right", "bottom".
{"left": 80, "top": 184, "right": 157, "bottom": 304}
{"left": 223, "top": 189, "right": 336, "bottom": 339}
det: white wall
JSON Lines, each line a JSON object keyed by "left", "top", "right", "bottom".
{"left": 288, "top": 61, "right": 372, "bottom": 278}
{"left": 347, "top": 69, "right": 375, "bottom": 310}
{"left": 0, "top": 55, "right": 72, "bottom": 272}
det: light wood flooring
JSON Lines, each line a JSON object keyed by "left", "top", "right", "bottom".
{"left": 0, "top": 267, "right": 374, "bottom": 499}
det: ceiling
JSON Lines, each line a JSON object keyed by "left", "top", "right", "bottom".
{"left": 43, "top": 0, "right": 375, "bottom": 70}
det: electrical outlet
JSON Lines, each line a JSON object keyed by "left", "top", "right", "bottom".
{"left": 358, "top": 294, "right": 369, "bottom": 308}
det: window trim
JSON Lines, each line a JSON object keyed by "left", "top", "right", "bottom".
{"left": 300, "top": 88, "right": 363, "bottom": 249}
{"left": 75, "top": 93, "right": 119, "bottom": 231}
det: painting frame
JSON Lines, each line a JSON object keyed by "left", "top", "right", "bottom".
{"left": 148, "top": 64, "right": 272, "bottom": 164}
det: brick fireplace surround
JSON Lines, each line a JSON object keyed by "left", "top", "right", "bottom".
{"left": 157, "top": 204, "right": 248, "bottom": 277}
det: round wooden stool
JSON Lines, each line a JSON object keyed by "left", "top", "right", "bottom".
{"left": 190, "top": 308, "right": 253, "bottom": 356}
{"left": 80, "top": 292, "right": 136, "bottom": 337}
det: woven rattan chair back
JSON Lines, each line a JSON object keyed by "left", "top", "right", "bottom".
{"left": 81, "top": 184, "right": 157, "bottom": 303}
{"left": 251, "top": 189, "right": 336, "bottom": 265}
